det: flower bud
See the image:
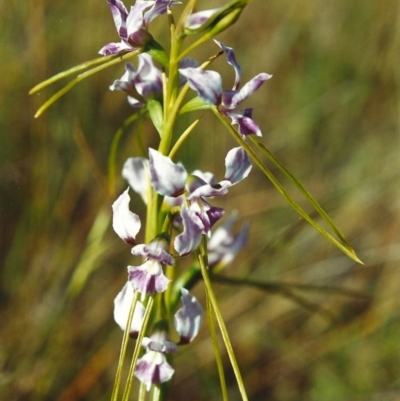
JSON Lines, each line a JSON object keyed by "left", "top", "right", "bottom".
{"left": 183, "top": 0, "right": 249, "bottom": 36}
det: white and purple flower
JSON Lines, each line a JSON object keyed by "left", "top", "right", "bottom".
{"left": 179, "top": 41, "right": 272, "bottom": 136}
{"left": 148, "top": 147, "right": 252, "bottom": 255}
{"left": 99, "top": 0, "right": 181, "bottom": 56}
{"left": 128, "top": 236, "right": 174, "bottom": 294}
{"left": 134, "top": 288, "right": 203, "bottom": 390}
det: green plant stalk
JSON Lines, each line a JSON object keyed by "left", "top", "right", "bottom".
{"left": 33, "top": 50, "right": 141, "bottom": 118}
{"left": 111, "top": 290, "right": 139, "bottom": 401}
{"left": 138, "top": 383, "right": 147, "bottom": 401}
{"left": 212, "top": 107, "right": 362, "bottom": 264}
{"left": 29, "top": 54, "right": 116, "bottom": 94}
{"left": 122, "top": 296, "right": 155, "bottom": 401}
{"left": 206, "top": 290, "right": 228, "bottom": 401}
{"left": 197, "top": 241, "right": 249, "bottom": 401}
{"left": 249, "top": 136, "right": 352, "bottom": 249}
{"left": 108, "top": 111, "right": 146, "bottom": 196}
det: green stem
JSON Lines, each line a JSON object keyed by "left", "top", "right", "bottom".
{"left": 196, "top": 241, "right": 249, "bottom": 401}
{"left": 122, "top": 297, "right": 155, "bottom": 401}
{"left": 111, "top": 290, "right": 139, "bottom": 401}
{"left": 206, "top": 290, "right": 228, "bottom": 401}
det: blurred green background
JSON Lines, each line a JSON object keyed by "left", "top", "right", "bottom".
{"left": 1, "top": 0, "right": 400, "bottom": 400}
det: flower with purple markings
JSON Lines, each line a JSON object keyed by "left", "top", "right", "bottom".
{"left": 110, "top": 54, "right": 163, "bottom": 107}
{"left": 128, "top": 235, "right": 174, "bottom": 294}
{"left": 99, "top": 0, "right": 181, "bottom": 56}
{"left": 135, "top": 288, "right": 203, "bottom": 390}
{"left": 179, "top": 41, "right": 272, "bottom": 136}
{"left": 207, "top": 213, "right": 249, "bottom": 270}
{"left": 112, "top": 188, "right": 141, "bottom": 246}
{"left": 148, "top": 147, "right": 252, "bottom": 255}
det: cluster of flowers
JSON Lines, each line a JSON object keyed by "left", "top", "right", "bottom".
{"left": 101, "top": 0, "right": 271, "bottom": 392}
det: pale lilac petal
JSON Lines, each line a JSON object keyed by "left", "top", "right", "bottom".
{"left": 144, "top": 0, "right": 181, "bottom": 26}
{"left": 208, "top": 215, "right": 248, "bottom": 268}
{"left": 184, "top": 8, "right": 219, "bottom": 30}
{"left": 128, "top": 260, "right": 170, "bottom": 294}
{"left": 149, "top": 149, "right": 187, "bottom": 197}
{"left": 126, "top": 2, "right": 152, "bottom": 38}
{"left": 223, "top": 73, "right": 272, "bottom": 109}
{"left": 206, "top": 205, "right": 225, "bottom": 230}
{"left": 190, "top": 170, "right": 217, "bottom": 185}
{"left": 113, "top": 282, "right": 145, "bottom": 337}
{"left": 224, "top": 108, "right": 262, "bottom": 136}
{"left": 110, "top": 63, "right": 137, "bottom": 92}
{"left": 174, "top": 205, "right": 204, "bottom": 255}
{"left": 108, "top": 0, "right": 129, "bottom": 38}
{"left": 179, "top": 57, "right": 199, "bottom": 86}
{"left": 112, "top": 188, "right": 141, "bottom": 245}
{"left": 135, "top": 54, "right": 163, "bottom": 98}
{"left": 214, "top": 40, "right": 242, "bottom": 90}
{"left": 142, "top": 335, "right": 178, "bottom": 353}
{"left": 99, "top": 41, "right": 133, "bottom": 56}
{"left": 224, "top": 147, "right": 252, "bottom": 185}
{"left": 135, "top": 351, "right": 174, "bottom": 391}
{"left": 132, "top": 241, "right": 174, "bottom": 266}
{"left": 122, "top": 157, "right": 149, "bottom": 204}
{"left": 187, "top": 181, "right": 229, "bottom": 200}
{"left": 174, "top": 288, "right": 204, "bottom": 344}
{"left": 179, "top": 68, "right": 222, "bottom": 105}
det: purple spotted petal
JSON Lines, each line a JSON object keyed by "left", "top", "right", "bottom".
{"left": 113, "top": 282, "right": 145, "bottom": 337}
{"left": 222, "top": 72, "right": 272, "bottom": 109}
{"left": 112, "top": 188, "right": 141, "bottom": 245}
{"left": 208, "top": 214, "right": 249, "bottom": 268}
{"left": 128, "top": 260, "right": 170, "bottom": 294}
{"left": 174, "top": 288, "right": 204, "bottom": 344}
{"left": 174, "top": 205, "right": 204, "bottom": 256}
{"left": 132, "top": 241, "right": 174, "bottom": 266}
{"left": 179, "top": 68, "right": 222, "bottom": 105}
{"left": 214, "top": 40, "right": 242, "bottom": 90}
{"left": 149, "top": 149, "right": 187, "bottom": 197}
{"left": 99, "top": 41, "right": 132, "bottom": 56}
{"left": 223, "top": 108, "right": 262, "bottom": 136}
{"left": 224, "top": 147, "right": 252, "bottom": 185}
{"left": 122, "top": 157, "right": 149, "bottom": 204}
{"left": 135, "top": 351, "right": 174, "bottom": 391}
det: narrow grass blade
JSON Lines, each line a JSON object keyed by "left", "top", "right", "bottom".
{"left": 213, "top": 108, "right": 363, "bottom": 264}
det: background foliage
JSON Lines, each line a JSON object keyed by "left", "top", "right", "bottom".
{"left": 1, "top": 0, "right": 400, "bottom": 400}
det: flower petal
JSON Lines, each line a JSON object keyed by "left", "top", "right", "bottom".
{"left": 174, "top": 205, "right": 204, "bottom": 256}
{"left": 174, "top": 288, "right": 204, "bottom": 344}
{"left": 214, "top": 40, "right": 242, "bottom": 90}
{"left": 149, "top": 149, "right": 187, "bottom": 197}
{"left": 122, "top": 157, "right": 149, "bottom": 204}
{"left": 128, "top": 260, "right": 170, "bottom": 294}
{"left": 107, "top": 0, "right": 129, "bottom": 38}
{"left": 224, "top": 147, "right": 252, "bottom": 185}
{"left": 184, "top": 8, "right": 220, "bottom": 30}
{"left": 223, "top": 108, "right": 262, "bottom": 136}
{"left": 132, "top": 241, "right": 174, "bottom": 266}
{"left": 113, "top": 282, "right": 145, "bottom": 337}
{"left": 112, "top": 188, "right": 141, "bottom": 245}
{"left": 99, "top": 41, "right": 133, "bottom": 56}
{"left": 222, "top": 72, "right": 272, "bottom": 109}
{"left": 135, "top": 351, "right": 174, "bottom": 391}
{"left": 179, "top": 68, "right": 222, "bottom": 105}
{"left": 208, "top": 214, "right": 249, "bottom": 268}
{"left": 134, "top": 54, "right": 163, "bottom": 98}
